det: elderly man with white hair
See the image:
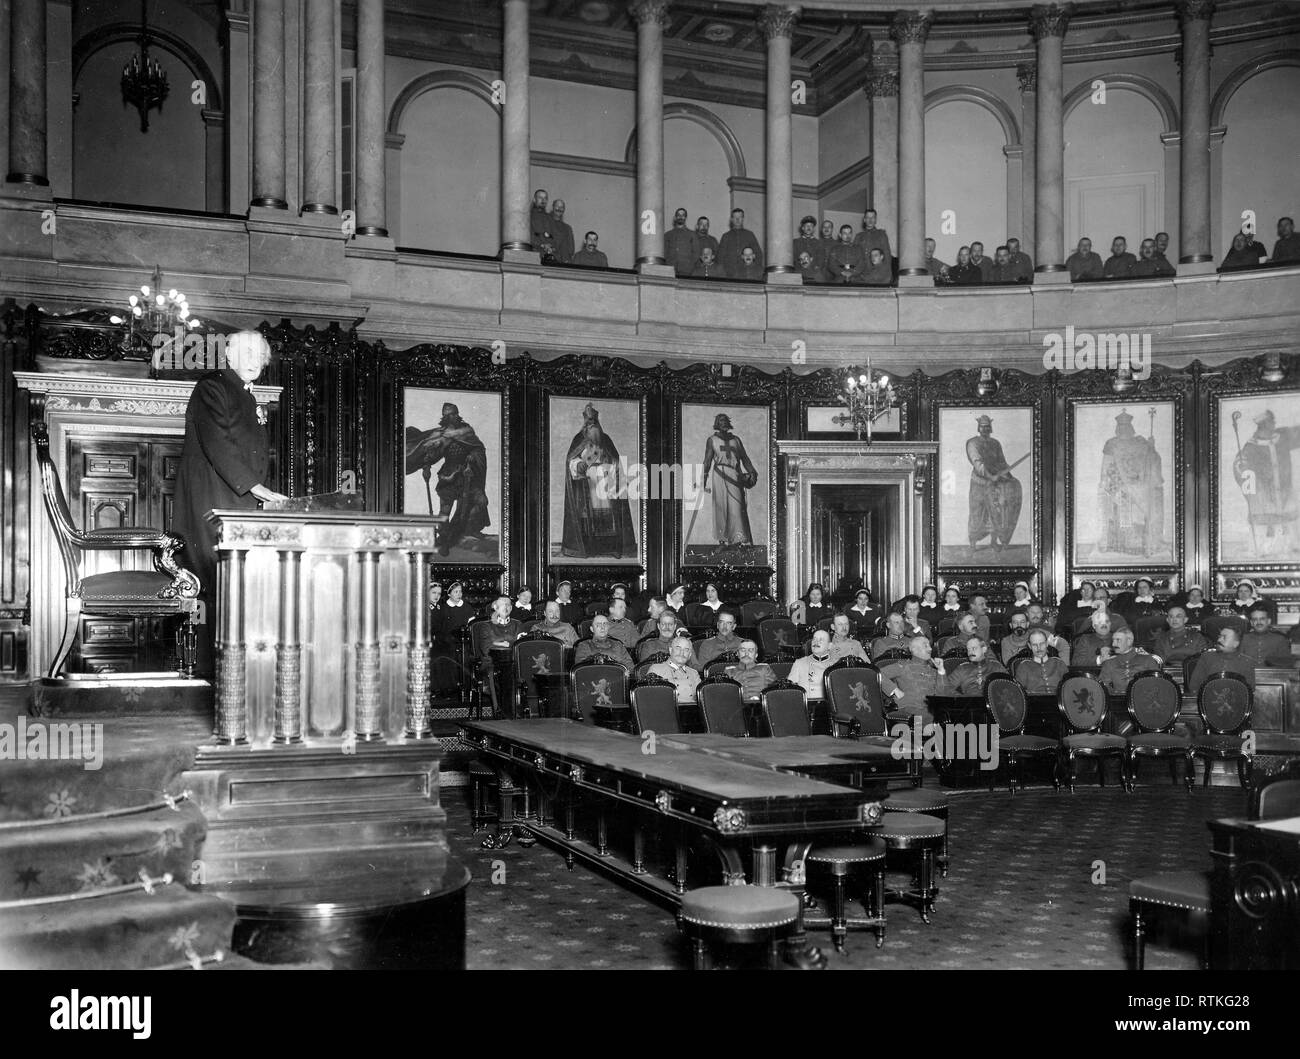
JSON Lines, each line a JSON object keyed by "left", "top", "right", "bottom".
{"left": 172, "top": 330, "right": 286, "bottom": 675}
{"left": 1072, "top": 610, "right": 1117, "bottom": 666}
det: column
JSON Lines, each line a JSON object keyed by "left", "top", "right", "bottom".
{"left": 631, "top": 0, "right": 670, "bottom": 270}
{"left": 405, "top": 550, "right": 433, "bottom": 739}
{"left": 355, "top": 0, "right": 387, "bottom": 236}
{"left": 891, "top": 9, "right": 932, "bottom": 280}
{"left": 1178, "top": 0, "right": 1214, "bottom": 264}
{"left": 354, "top": 550, "right": 383, "bottom": 741}
{"left": 301, "top": 0, "right": 337, "bottom": 214}
{"left": 250, "top": 0, "right": 286, "bottom": 209}
{"left": 5, "top": 0, "right": 46, "bottom": 186}
{"left": 1030, "top": 3, "right": 1072, "bottom": 275}
{"left": 865, "top": 67, "right": 898, "bottom": 238}
{"left": 273, "top": 549, "right": 303, "bottom": 744}
{"left": 499, "top": 0, "right": 532, "bottom": 254}
{"left": 1017, "top": 63, "right": 1037, "bottom": 261}
{"left": 760, "top": 4, "right": 799, "bottom": 277}
{"left": 215, "top": 549, "right": 248, "bottom": 745}
{"left": 224, "top": 7, "right": 250, "bottom": 213}
{"left": 203, "top": 109, "right": 226, "bottom": 214}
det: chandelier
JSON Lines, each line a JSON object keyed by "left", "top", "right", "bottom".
{"left": 833, "top": 360, "right": 896, "bottom": 443}
{"left": 120, "top": 0, "right": 168, "bottom": 133}
{"left": 109, "top": 265, "right": 201, "bottom": 355}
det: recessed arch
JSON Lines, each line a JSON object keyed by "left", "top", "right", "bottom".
{"left": 72, "top": 24, "right": 222, "bottom": 113}
{"left": 1063, "top": 73, "right": 1178, "bottom": 135}
{"left": 623, "top": 102, "right": 746, "bottom": 179}
{"left": 389, "top": 70, "right": 498, "bottom": 135}
{"left": 924, "top": 85, "right": 1020, "bottom": 147}
{"left": 1211, "top": 49, "right": 1300, "bottom": 128}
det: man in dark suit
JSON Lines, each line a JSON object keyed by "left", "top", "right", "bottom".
{"left": 172, "top": 331, "right": 285, "bottom": 675}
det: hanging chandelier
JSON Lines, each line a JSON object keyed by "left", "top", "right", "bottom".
{"left": 833, "top": 360, "right": 896, "bottom": 444}
{"left": 120, "top": 0, "right": 169, "bottom": 133}
{"left": 109, "top": 265, "right": 201, "bottom": 356}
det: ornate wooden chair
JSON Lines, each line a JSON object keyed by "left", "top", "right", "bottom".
{"left": 1187, "top": 671, "right": 1253, "bottom": 791}
{"left": 632, "top": 655, "right": 667, "bottom": 681}
{"left": 940, "top": 644, "right": 969, "bottom": 660}
{"left": 32, "top": 419, "right": 200, "bottom": 678}
{"left": 756, "top": 616, "right": 801, "bottom": 662}
{"left": 740, "top": 598, "right": 778, "bottom": 627}
{"left": 760, "top": 680, "right": 810, "bottom": 737}
{"left": 1133, "top": 614, "right": 1169, "bottom": 650}
{"left": 1201, "top": 614, "right": 1247, "bottom": 643}
{"left": 823, "top": 661, "right": 889, "bottom": 742}
{"left": 569, "top": 662, "right": 628, "bottom": 725}
{"left": 629, "top": 676, "right": 681, "bottom": 735}
{"left": 697, "top": 676, "right": 746, "bottom": 737}
{"left": 873, "top": 646, "right": 910, "bottom": 664}
{"left": 1056, "top": 673, "right": 1127, "bottom": 791}
{"left": 512, "top": 632, "right": 567, "bottom": 718}
{"left": 985, "top": 675, "right": 1060, "bottom": 794}
{"left": 1125, "top": 671, "right": 1190, "bottom": 791}
{"left": 703, "top": 651, "right": 739, "bottom": 679}
{"left": 1251, "top": 759, "right": 1300, "bottom": 819}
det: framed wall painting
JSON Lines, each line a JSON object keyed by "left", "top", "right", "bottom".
{"left": 679, "top": 401, "right": 775, "bottom": 569}
{"left": 1067, "top": 399, "right": 1178, "bottom": 570}
{"left": 545, "top": 395, "right": 645, "bottom": 566}
{"left": 1212, "top": 390, "right": 1300, "bottom": 569}
{"left": 401, "top": 386, "right": 504, "bottom": 563}
{"left": 936, "top": 405, "right": 1037, "bottom": 569}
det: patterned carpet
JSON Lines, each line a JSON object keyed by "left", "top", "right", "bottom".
{"left": 447, "top": 780, "right": 1242, "bottom": 970}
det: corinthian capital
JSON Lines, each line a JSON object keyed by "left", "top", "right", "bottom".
{"left": 889, "top": 10, "right": 933, "bottom": 47}
{"left": 1178, "top": 0, "right": 1216, "bottom": 25}
{"left": 758, "top": 5, "right": 800, "bottom": 42}
{"left": 1029, "top": 3, "right": 1073, "bottom": 41}
{"left": 864, "top": 66, "right": 899, "bottom": 99}
{"left": 628, "top": 0, "right": 671, "bottom": 29}
{"left": 1016, "top": 63, "right": 1037, "bottom": 93}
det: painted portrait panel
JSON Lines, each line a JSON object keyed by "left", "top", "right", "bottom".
{"left": 938, "top": 406, "right": 1035, "bottom": 567}
{"left": 1071, "top": 401, "right": 1176, "bottom": 568}
{"left": 680, "top": 402, "right": 772, "bottom": 568}
{"left": 1215, "top": 391, "right": 1300, "bottom": 567}
{"left": 547, "top": 395, "right": 643, "bottom": 565}
{"left": 402, "top": 387, "right": 502, "bottom": 563}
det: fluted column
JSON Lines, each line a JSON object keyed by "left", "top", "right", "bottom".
{"left": 631, "top": 1, "right": 670, "bottom": 270}
{"left": 6, "top": 0, "right": 47, "bottom": 186}
{"left": 761, "top": 5, "right": 799, "bottom": 276}
{"left": 405, "top": 550, "right": 434, "bottom": 739}
{"left": 1017, "top": 63, "right": 1037, "bottom": 261}
{"left": 500, "top": 0, "right": 532, "bottom": 254}
{"left": 215, "top": 549, "right": 248, "bottom": 745}
{"left": 1030, "top": 3, "right": 1072, "bottom": 275}
{"left": 892, "top": 10, "right": 932, "bottom": 280}
{"left": 355, "top": 0, "right": 387, "bottom": 236}
{"left": 250, "top": 0, "right": 286, "bottom": 209}
{"left": 301, "top": 0, "right": 337, "bottom": 214}
{"left": 273, "top": 549, "right": 303, "bottom": 744}
{"left": 354, "top": 550, "right": 383, "bottom": 741}
{"left": 1178, "top": 0, "right": 1215, "bottom": 263}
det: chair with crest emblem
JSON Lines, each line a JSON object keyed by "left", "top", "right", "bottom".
{"left": 512, "top": 631, "right": 567, "bottom": 718}
{"left": 1056, "top": 673, "right": 1128, "bottom": 791}
{"left": 1187, "top": 671, "right": 1253, "bottom": 791}
{"left": 569, "top": 661, "right": 628, "bottom": 726}
{"left": 985, "top": 676, "right": 1060, "bottom": 794}
{"left": 1125, "top": 671, "right": 1190, "bottom": 792}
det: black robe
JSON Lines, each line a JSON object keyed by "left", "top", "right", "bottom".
{"left": 561, "top": 423, "right": 637, "bottom": 559}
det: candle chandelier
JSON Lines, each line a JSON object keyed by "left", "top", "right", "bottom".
{"left": 120, "top": 0, "right": 169, "bottom": 133}
{"left": 109, "top": 265, "right": 201, "bottom": 354}
{"left": 833, "top": 361, "right": 896, "bottom": 443}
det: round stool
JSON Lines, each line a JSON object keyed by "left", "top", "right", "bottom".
{"left": 872, "top": 813, "right": 945, "bottom": 923}
{"left": 678, "top": 885, "right": 802, "bottom": 970}
{"left": 1129, "top": 871, "right": 1210, "bottom": 970}
{"left": 883, "top": 788, "right": 951, "bottom": 876}
{"left": 806, "top": 839, "right": 888, "bottom": 952}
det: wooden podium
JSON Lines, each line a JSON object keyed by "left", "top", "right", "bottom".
{"left": 183, "top": 509, "right": 456, "bottom": 899}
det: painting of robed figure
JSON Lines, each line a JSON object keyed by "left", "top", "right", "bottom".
{"left": 548, "top": 396, "right": 641, "bottom": 563}
{"left": 681, "top": 402, "right": 771, "bottom": 568}
{"left": 1215, "top": 392, "right": 1300, "bottom": 566}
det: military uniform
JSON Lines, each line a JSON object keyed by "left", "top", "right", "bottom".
{"left": 1013, "top": 656, "right": 1069, "bottom": 694}
{"left": 1187, "top": 649, "right": 1256, "bottom": 693}
{"left": 1150, "top": 627, "right": 1209, "bottom": 664}
{"left": 879, "top": 659, "right": 946, "bottom": 720}
{"left": 788, "top": 653, "right": 836, "bottom": 701}
{"left": 1097, "top": 650, "right": 1160, "bottom": 695}
{"left": 532, "top": 619, "right": 577, "bottom": 649}
{"left": 945, "top": 658, "right": 1007, "bottom": 695}
{"left": 871, "top": 634, "right": 911, "bottom": 661}
{"left": 648, "top": 660, "right": 701, "bottom": 703}
{"left": 604, "top": 617, "right": 640, "bottom": 651}
{"left": 728, "top": 662, "right": 778, "bottom": 702}
{"left": 698, "top": 632, "right": 744, "bottom": 668}
{"left": 827, "top": 637, "right": 868, "bottom": 663}
{"left": 574, "top": 637, "right": 633, "bottom": 670}
{"left": 1240, "top": 630, "right": 1293, "bottom": 667}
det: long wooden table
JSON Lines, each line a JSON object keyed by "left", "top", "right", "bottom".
{"left": 462, "top": 719, "right": 888, "bottom": 965}
{"left": 659, "top": 732, "right": 904, "bottom": 789}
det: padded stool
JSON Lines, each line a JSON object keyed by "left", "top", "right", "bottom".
{"left": 873, "top": 813, "right": 945, "bottom": 923}
{"left": 1129, "top": 871, "right": 1210, "bottom": 970}
{"left": 678, "top": 886, "right": 801, "bottom": 970}
{"left": 883, "top": 788, "right": 951, "bottom": 876}
{"left": 805, "top": 840, "right": 888, "bottom": 953}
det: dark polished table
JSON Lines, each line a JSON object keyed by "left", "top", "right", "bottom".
{"left": 660, "top": 732, "right": 904, "bottom": 789}
{"left": 1208, "top": 814, "right": 1300, "bottom": 969}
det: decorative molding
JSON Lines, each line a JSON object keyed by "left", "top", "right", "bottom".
{"left": 628, "top": 0, "right": 671, "bottom": 30}
{"left": 1017, "top": 63, "right": 1037, "bottom": 94}
{"left": 1063, "top": 72, "right": 1179, "bottom": 134}
{"left": 758, "top": 6, "right": 799, "bottom": 43}
{"left": 387, "top": 69, "right": 496, "bottom": 136}
{"left": 623, "top": 102, "right": 747, "bottom": 179}
{"left": 532, "top": 151, "right": 634, "bottom": 179}
{"left": 889, "top": 11, "right": 933, "bottom": 48}
{"left": 924, "top": 84, "right": 1021, "bottom": 147}
{"left": 1178, "top": 1, "right": 1216, "bottom": 26}
{"left": 14, "top": 372, "right": 281, "bottom": 408}
{"left": 1210, "top": 50, "right": 1300, "bottom": 129}
{"left": 864, "top": 67, "right": 898, "bottom": 99}
{"left": 1029, "top": 4, "right": 1074, "bottom": 41}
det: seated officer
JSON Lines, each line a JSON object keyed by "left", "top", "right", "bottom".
{"left": 827, "top": 614, "right": 868, "bottom": 662}
{"left": 1000, "top": 612, "right": 1033, "bottom": 665}
{"left": 1149, "top": 605, "right": 1208, "bottom": 665}
{"left": 936, "top": 613, "right": 980, "bottom": 657}
{"left": 605, "top": 598, "right": 641, "bottom": 651}
{"left": 1013, "top": 629, "right": 1069, "bottom": 694}
{"left": 1073, "top": 611, "right": 1118, "bottom": 666}
{"left": 788, "top": 630, "right": 837, "bottom": 702}
{"left": 878, "top": 635, "right": 947, "bottom": 722}
{"left": 872, "top": 612, "right": 912, "bottom": 660}
{"left": 639, "top": 611, "right": 698, "bottom": 666}
{"left": 1240, "top": 607, "right": 1292, "bottom": 667}
{"left": 532, "top": 600, "right": 578, "bottom": 648}
{"left": 649, "top": 638, "right": 702, "bottom": 704}
{"left": 697, "top": 611, "right": 744, "bottom": 668}
{"left": 945, "top": 636, "right": 1007, "bottom": 695}
{"left": 1026, "top": 603, "right": 1072, "bottom": 663}
{"left": 574, "top": 615, "right": 633, "bottom": 670}
{"left": 1187, "top": 625, "right": 1257, "bottom": 693}
{"left": 476, "top": 596, "right": 525, "bottom": 661}
{"left": 726, "top": 640, "right": 777, "bottom": 703}
{"left": 1097, "top": 627, "right": 1160, "bottom": 695}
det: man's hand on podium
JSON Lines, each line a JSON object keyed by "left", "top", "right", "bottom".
{"left": 251, "top": 484, "right": 289, "bottom": 504}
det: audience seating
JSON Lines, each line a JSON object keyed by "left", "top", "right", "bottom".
{"left": 1201, "top": 615, "right": 1247, "bottom": 642}
{"left": 760, "top": 681, "right": 811, "bottom": 737}
{"left": 703, "top": 652, "right": 739, "bottom": 678}
{"left": 698, "top": 676, "right": 747, "bottom": 737}
{"left": 1187, "top": 672, "right": 1254, "bottom": 791}
{"left": 633, "top": 656, "right": 666, "bottom": 681}
{"left": 1133, "top": 615, "right": 1168, "bottom": 649}
{"left": 677, "top": 885, "right": 802, "bottom": 970}
{"left": 629, "top": 676, "right": 681, "bottom": 735}
{"left": 512, "top": 632, "right": 567, "bottom": 718}
{"left": 756, "top": 616, "right": 802, "bottom": 662}
{"left": 740, "top": 598, "right": 778, "bottom": 627}
{"left": 1125, "top": 671, "right": 1190, "bottom": 791}
{"left": 1057, "top": 674, "right": 1128, "bottom": 791}
{"left": 985, "top": 676, "right": 1059, "bottom": 794}
{"left": 570, "top": 661, "right": 628, "bottom": 725}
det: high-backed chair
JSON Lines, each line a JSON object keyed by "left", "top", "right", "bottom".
{"left": 1187, "top": 671, "right": 1253, "bottom": 791}
{"left": 632, "top": 656, "right": 667, "bottom": 681}
{"left": 703, "top": 652, "right": 739, "bottom": 679}
{"left": 823, "top": 661, "right": 889, "bottom": 742}
{"left": 570, "top": 661, "right": 628, "bottom": 725}
{"left": 873, "top": 647, "right": 910, "bottom": 664}
{"left": 740, "top": 598, "right": 778, "bottom": 627}
{"left": 1057, "top": 673, "right": 1127, "bottom": 791}
{"left": 1133, "top": 614, "right": 1169, "bottom": 650}
{"left": 629, "top": 676, "right": 680, "bottom": 735}
{"left": 756, "top": 616, "right": 801, "bottom": 662}
{"left": 1125, "top": 671, "right": 1189, "bottom": 791}
{"left": 985, "top": 676, "right": 1060, "bottom": 794}
{"left": 1252, "top": 759, "right": 1300, "bottom": 819}
{"left": 1201, "top": 614, "right": 1247, "bottom": 643}
{"left": 512, "top": 632, "right": 567, "bottom": 718}
{"left": 32, "top": 418, "right": 199, "bottom": 678}
{"left": 760, "top": 680, "right": 810, "bottom": 737}
{"left": 697, "top": 676, "right": 746, "bottom": 737}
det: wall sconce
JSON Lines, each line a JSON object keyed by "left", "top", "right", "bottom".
{"left": 1111, "top": 365, "right": 1134, "bottom": 394}
{"left": 976, "top": 367, "right": 998, "bottom": 398}
{"left": 1261, "top": 351, "right": 1285, "bottom": 384}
